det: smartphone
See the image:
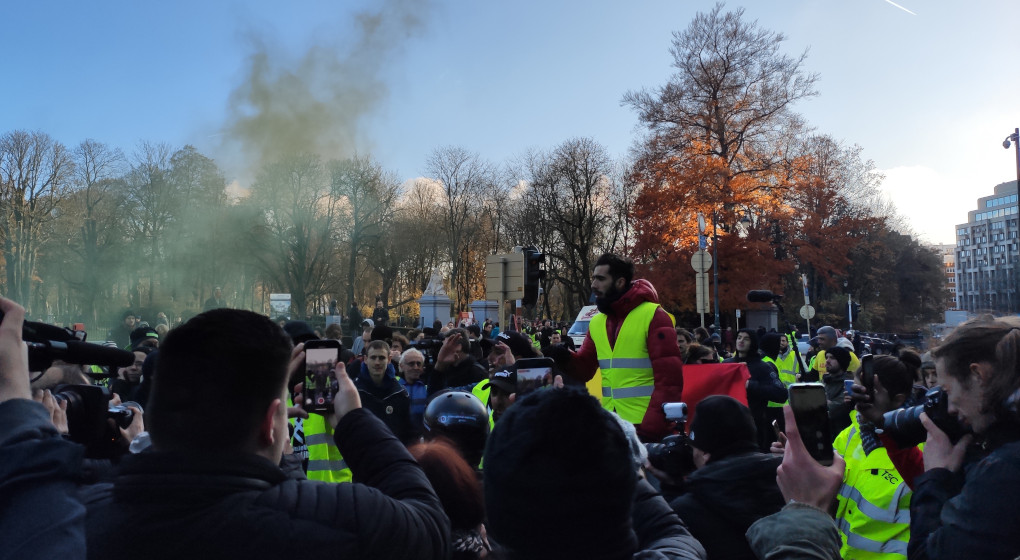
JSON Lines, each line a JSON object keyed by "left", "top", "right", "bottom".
{"left": 303, "top": 339, "right": 341, "bottom": 413}
{"left": 515, "top": 357, "right": 555, "bottom": 397}
{"left": 771, "top": 419, "right": 781, "bottom": 440}
{"left": 788, "top": 382, "right": 834, "bottom": 466}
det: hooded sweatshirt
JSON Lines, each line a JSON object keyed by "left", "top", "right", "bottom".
{"left": 670, "top": 452, "right": 784, "bottom": 560}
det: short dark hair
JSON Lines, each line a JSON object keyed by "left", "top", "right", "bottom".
{"left": 366, "top": 339, "right": 390, "bottom": 354}
{"left": 594, "top": 253, "right": 634, "bottom": 285}
{"left": 147, "top": 309, "right": 293, "bottom": 454}
{"left": 449, "top": 328, "right": 471, "bottom": 353}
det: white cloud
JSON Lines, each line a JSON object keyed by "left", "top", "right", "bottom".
{"left": 878, "top": 165, "right": 966, "bottom": 245}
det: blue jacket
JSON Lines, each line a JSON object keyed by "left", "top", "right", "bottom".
{"left": 0, "top": 399, "right": 86, "bottom": 560}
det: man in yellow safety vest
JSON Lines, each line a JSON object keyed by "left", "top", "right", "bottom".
{"left": 552, "top": 253, "right": 683, "bottom": 441}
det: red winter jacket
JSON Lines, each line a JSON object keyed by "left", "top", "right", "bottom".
{"left": 568, "top": 279, "right": 684, "bottom": 441}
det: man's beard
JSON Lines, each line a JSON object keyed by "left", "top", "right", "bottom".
{"left": 595, "top": 284, "right": 625, "bottom": 314}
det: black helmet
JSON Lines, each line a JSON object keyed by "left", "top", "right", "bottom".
{"left": 423, "top": 391, "right": 490, "bottom": 467}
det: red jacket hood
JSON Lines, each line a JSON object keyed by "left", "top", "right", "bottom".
{"left": 607, "top": 279, "right": 660, "bottom": 317}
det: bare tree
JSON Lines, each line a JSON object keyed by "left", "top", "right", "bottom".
{"left": 64, "top": 140, "right": 126, "bottom": 321}
{"left": 425, "top": 146, "right": 496, "bottom": 311}
{"left": 245, "top": 153, "right": 339, "bottom": 318}
{"left": 514, "top": 138, "right": 621, "bottom": 314}
{"left": 329, "top": 155, "right": 400, "bottom": 309}
{"left": 0, "top": 130, "right": 75, "bottom": 311}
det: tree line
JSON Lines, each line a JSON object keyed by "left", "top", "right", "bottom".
{"left": 0, "top": 4, "right": 946, "bottom": 333}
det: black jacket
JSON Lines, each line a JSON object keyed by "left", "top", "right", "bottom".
{"left": 724, "top": 353, "right": 786, "bottom": 451}
{"left": 908, "top": 422, "right": 1020, "bottom": 560}
{"left": 354, "top": 362, "right": 412, "bottom": 443}
{"left": 670, "top": 453, "right": 784, "bottom": 560}
{"left": 80, "top": 408, "right": 449, "bottom": 560}
{"left": 427, "top": 357, "right": 488, "bottom": 396}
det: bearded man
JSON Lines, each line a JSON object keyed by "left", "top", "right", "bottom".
{"left": 551, "top": 253, "right": 683, "bottom": 441}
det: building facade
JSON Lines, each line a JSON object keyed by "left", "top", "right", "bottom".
{"left": 955, "top": 180, "right": 1020, "bottom": 313}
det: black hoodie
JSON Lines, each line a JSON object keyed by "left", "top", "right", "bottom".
{"left": 670, "top": 452, "right": 784, "bottom": 560}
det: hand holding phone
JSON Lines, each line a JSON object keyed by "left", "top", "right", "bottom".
{"left": 776, "top": 404, "right": 845, "bottom": 511}
{"left": 788, "top": 383, "right": 833, "bottom": 466}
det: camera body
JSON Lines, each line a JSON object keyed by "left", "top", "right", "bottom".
{"left": 645, "top": 402, "right": 695, "bottom": 478}
{"left": 882, "top": 386, "right": 969, "bottom": 448}
{"left": 52, "top": 384, "right": 138, "bottom": 459}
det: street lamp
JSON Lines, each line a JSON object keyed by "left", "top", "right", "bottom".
{"left": 1002, "top": 127, "right": 1020, "bottom": 314}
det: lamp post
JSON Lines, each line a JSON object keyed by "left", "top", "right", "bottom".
{"left": 1003, "top": 128, "right": 1020, "bottom": 314}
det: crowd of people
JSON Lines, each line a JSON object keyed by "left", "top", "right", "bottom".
{"left": 2, "top": 252, "right": 1020, "bottom": 559}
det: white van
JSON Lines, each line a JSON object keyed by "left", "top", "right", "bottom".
{"left": 567, "top": 305, "right": 599, "bottom": 347}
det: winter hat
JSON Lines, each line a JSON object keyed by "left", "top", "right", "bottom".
{"left": 826, "top": 346, "right": 852, "bottom": 371}
{"left": 129, "top": 326, "right": 159, "bottom": 349}
{"left": 484, "top": 387, "right": 638, "bottom": 560}
{"left": 688, "top": 395, "right": 758, "bottom": 461}
{"left": 759, "top": 333, "right": 782, "bottom": 359}
{"left": 282, "top": 320, "right": 318, "bottom": 344}
{"left": 370, "top": 325, "right": 394, "bottom": 342}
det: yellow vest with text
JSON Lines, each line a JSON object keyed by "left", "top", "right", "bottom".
{"left": 833, "top": 415, "right": 912, "bottom": 560}
{"left": 302, "top": 413, "right": 352, "bottom": 483}
{"left": 589, "top": 301, "right": 658, "bottom": 424}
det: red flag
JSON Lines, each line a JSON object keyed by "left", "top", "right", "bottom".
{"left": 680, "top": 363, "right": 750, "bottom": 433}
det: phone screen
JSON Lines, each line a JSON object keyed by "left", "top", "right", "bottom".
{"left": 304, "top": 343, "right": 340, "bottom": 413}
{"left": 789, "top": 383, "right": 834, "bottom": 466}
{"left": 515, "top": 357, "right": 555, "bottom": 397}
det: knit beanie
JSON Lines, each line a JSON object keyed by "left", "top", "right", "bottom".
{"left": 826, "top": 346, "right": 852, "bottom": 371}
{"left": 688, "top": 395, "right": 758, "bottom": 461}
{"left": 483, "top": 387, "right": 638, "bottom": 560}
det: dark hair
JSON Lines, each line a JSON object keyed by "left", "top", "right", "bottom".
{"left": 933, "top": 316, "right": 1020, "bottom": 420}
{"left": 867, "top": 355, "right": 913, "bottom": 399}
{"left": 684, "top": 343, "right": 716, "bottom": 364}
{"left": 449, "top": 328, "right": 471, "bottom": 353}
{"left": 594, "top": 253, "right": 634, "bottom": 284}
{"left": 147, "top": 309, "right": 292, "bottom": 454}
{"left": 366, "top": 339, "right": 390, "bottom": 354}
{"left": 408, "top": 440, "right": 484, "bottom": 530}
{"left": 675, "top": 328, "right": 694, "bottom": 343}
{"left": 323, "top": 323, "right": 343, "bottom": 340}
{"left": 391, "top": 333, "right": 409, "bottom": 351}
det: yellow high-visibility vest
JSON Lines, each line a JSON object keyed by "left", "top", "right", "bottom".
{"left": 589, "top": 301, "right": 658, "bottom": 424}
{"left": 833, "top": 416, "right": 913, "bottom": 560}
{"left": 302, "top": 413, "right": 352, "bottom": 483}
{"left": 762, "top": 356, "right": 791, "bottom": 407}
{"left": 767, "top": 350, "right": 798, "bottom": 407}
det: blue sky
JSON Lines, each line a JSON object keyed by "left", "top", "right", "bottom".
{"left": 4, "top": 0, "right": 1019, "bottom": 244}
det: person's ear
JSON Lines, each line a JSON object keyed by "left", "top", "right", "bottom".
{"left": 614, "top": 276, "right": 627, "bottom": 292}
{"left": 260, "top": 398, "right": 284, "bottom": 446}
{"left": 971, "top": 362, "right": 994, "bottom": 385}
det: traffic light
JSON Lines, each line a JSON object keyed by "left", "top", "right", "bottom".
{"left": 849, "top": 302, "right": 861, "bottom": 322}
{"left": 522, "top": 246, "right": 546, "bottom": 307}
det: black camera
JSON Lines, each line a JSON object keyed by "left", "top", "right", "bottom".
{"left": 408, "top": 337, "right": 443, "bottom": 369}
{"left": 882, "top": 386, "right": 970, "bottom": 448}
{"left": 645, "top": 402, "right": 696, "bottom": 479}
{"left": 53, "top": 384, "right": 139, "bottom": 459}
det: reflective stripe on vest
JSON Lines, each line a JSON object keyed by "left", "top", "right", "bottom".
{"left": 303, "top": 413, "right": 352, "bottom": 483}
{"left": 765, "top": 355, "right": 794, "bottom": 407}
{"left": 833, "top": 418, "right": 912, "bottom": 560}
{"left": 589, "top": 301, "right": 657, "bottom": 424}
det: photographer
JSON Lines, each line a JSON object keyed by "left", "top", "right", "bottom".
{"left": 908, "top": 317, "right": 1020, "bottom": 559}
{"left": 0, "top": 296, "right": 86, "bottom": 559}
